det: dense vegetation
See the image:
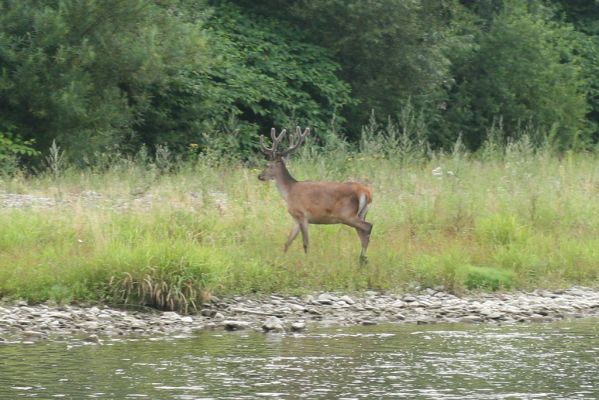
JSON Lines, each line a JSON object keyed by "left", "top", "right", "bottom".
{"left": 2, "top": 0, "right": 599, "bottom": 166}
{"left": 2, "top": 139, "right": 599, "bottom": 312}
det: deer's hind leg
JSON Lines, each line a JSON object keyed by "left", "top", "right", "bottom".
{"left": 356, "top": 198, "right": 371, "bottom": 263}
{"left": 346, "top": 218, "right": 372, "bottom": 262}
{"left": 356, "top": 223, "right": 372, "bottom": 257}
{"left": 299, "top": 219, "right": 310, "bottom": 254}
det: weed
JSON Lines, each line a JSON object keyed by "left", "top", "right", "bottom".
{"left": 2, "top": 142, "right": 599, "bottom": 309}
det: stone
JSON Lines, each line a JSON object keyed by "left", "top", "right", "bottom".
{"left": 1, "top": 286, "right": 599, "bottom": 340}
{"left": 360, "top": 320, "right": 377, "bottom": 326}
{"left": 124, "top": 318, "right": 147, "bottom": 330}
{"left": 487, "top": 312, "right": 504, "bottom": 320}
{"left": 161, "top": 312, "right": 181, "bottom": 320}
{"left": 201, "top": 309, "right": 217, "bottom": 317}
{"left": 82, "top": 335, "right": 101, "bottom": 344}
{"left": 213, "top": 312, "right": 225, "bottom": 321}
{"left": 390, "top": 300, "right": 406, "bottom": 308}
{"left": 530, "top": 314, "right": 548, "bottom": 322}
{"left": 459, "top": 315, "right": 482, "bottom": 323}
{"left": 289, "top": 303, "right": 306, "bottom": 312}
{"left": 222, "top": 320, "right": 251, "bottom": 331}
{"left": 22, "top": 330, "right": 46, "bottom": 338}
{"left": 262, "top": 316, "right": 285, "bottom": 332}
{"left": 303, "top": 295, "right": 315, "bottom": 304}
{"left": 291, "top": 322, "right": 306, "bottom": 332}
{"left": 316, "top": 293, "right": 337, "bottom": 305}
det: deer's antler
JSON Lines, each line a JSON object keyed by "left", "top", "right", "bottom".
{"left": 280, "top": 126, "right": 310, "bottom": 157}
{"left": 260, "top": 126, "right": 310, "bottom": 159}
{"left": 260, "top": 128, "right": 287, "bottom": 159}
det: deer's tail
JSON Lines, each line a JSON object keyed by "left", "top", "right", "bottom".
{"left": 357, "top": 187, "right": 372, "bottom": 220}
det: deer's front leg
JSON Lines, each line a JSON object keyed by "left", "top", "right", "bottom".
{"left": 284, "top": 223, "right": 300, "bottom": 253}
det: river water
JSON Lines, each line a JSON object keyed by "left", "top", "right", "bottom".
{"left": 1, "top": 318, "right": 598, "bottom": 399}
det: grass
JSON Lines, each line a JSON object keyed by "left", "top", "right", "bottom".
{"left": 2, "top": 143, "right": 599, "bottom": 312}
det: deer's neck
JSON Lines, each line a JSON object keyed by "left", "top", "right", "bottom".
{"left": 274, "top": 161, "right": 297, "bottom": 201}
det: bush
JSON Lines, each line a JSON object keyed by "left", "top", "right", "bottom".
{"left": 460, "top": 265, "right": 515, "bottom": 291}
{"left": 0, "top": 132, "right": 39, "bottom": 174}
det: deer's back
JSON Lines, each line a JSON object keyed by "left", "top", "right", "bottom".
{"left": 287, "top": 181, "right": 372, "bottom": 224}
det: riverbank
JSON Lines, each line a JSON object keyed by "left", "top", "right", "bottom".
{"left": 3, "top": 153, "right": 599, "bottom": 316}
{"left": 1, "top": 287, "right": 598, "bottom": 343}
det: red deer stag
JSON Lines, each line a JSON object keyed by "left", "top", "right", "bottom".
{"left": 258, "top": 127, "right": 373, "bottom": 262}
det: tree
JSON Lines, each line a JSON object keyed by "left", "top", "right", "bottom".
{"left": 0, "top": 1, "right": 352, "bottom": 162}
{"left": 195, "top": 3, "right": 353, "bottom": 154}
{"left": 444, "top": 0, "right": 588, "bottom": 149}
{"left": 228, "top": 0, "right": 458, "bottom": 141}
{"left": 0, "top": 0, "right": 209, "bottom": 163}
{"left": 552, "top": 0, "right": 599, "bottom": 142}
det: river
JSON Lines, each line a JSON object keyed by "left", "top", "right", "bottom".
{"left": 1, "top": 318, "right": 598, "bottom": 399}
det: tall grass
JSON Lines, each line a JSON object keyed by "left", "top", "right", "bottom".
{"left": 2, "top": 131, "right": 599, "bottom": 312}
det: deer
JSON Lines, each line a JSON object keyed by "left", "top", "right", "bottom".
{"left": 258, "top": 126, "right": 373, "bottom": 262}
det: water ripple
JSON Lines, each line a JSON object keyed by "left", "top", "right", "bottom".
{"left": 0, "top": 319, "right": 598, "bottom": 399}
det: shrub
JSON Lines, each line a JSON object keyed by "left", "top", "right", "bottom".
{"left": 460, "top": 265, "right": 515, "bottom": 291}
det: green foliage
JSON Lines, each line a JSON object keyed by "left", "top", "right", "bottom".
{"left": 0, "top": 0, "right": 209, "bottom": 162}
{"left": 445, "top": 0, "right": 588, "bottom": 149}
{"left": 2, "top": 0, "right": 599, "bottom": 165}
{"left": 0, "top": 0, "right": 352, "bottom": 161}
{"left": 232, "top": 0, "right": 457, "bottom": 140}
{"left": 0, "top": 132, "right": 39, "bottom": 175}
{"left": 460, "top": 265, "right": 515, "bottom": 291}
{"left": 0, "top": 132, "right": 39, "bottom": 161}
{"left": 475, "top": 214, "right": 529, "bottom": 246}
{"left": 198, "top": 3, "right": 352, "bottom": 151}
{"left": 359, "top": 103, "right": 430, "bottom": 164}
{"left": 552, "top": 0, "right": 599, "bottom": 142}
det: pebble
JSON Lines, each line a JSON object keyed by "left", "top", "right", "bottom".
{"left": 222, "top": 320, "right": 251, "bottom": 331}
{"left": 0, "top": 287, "right": 598, "bottom": 343}
{"left": 316, "top": 293, "right": 337, "bottom": 305}
{"left": 289, "top": 303, "right": 306, "bottom": 312}
{"left": 262, "top": 316, "right": 285, "bottom": 332}
{"left": 291, "top": 322, "right": 306, "bottom": 332}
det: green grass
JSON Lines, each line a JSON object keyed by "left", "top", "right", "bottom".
{"left": 2, "top": 147, "right": 599, "bottom": 312}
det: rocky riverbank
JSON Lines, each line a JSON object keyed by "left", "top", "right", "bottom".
{"left": 1, "top": 286, "right": 599, "bottom": 343}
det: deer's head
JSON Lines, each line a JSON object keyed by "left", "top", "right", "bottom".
{"left": 258, "top": 126, "right": 310, "bottom": 181}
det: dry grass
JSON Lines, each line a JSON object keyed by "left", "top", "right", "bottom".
{"left": 2, "top": 144, "right": 599, "bottom": 312}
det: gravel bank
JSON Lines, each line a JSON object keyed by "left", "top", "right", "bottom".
{"left": 1, "top": 287, "right": 598, "bottom": 343}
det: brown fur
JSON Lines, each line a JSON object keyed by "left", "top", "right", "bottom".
{"left": 259, "top": 158, "right": 373, "bottom": 258}
{"left": 287, "top": 181, "right": 371, "bottom": 224}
